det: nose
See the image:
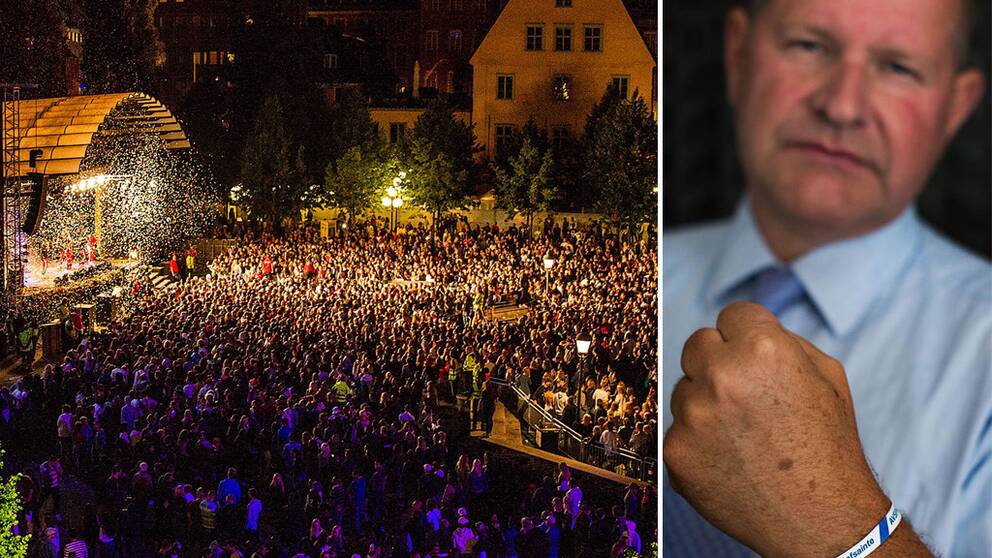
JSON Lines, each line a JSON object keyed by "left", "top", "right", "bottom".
{"left": 810, "top": 58, "right": 869, "bottom": 130}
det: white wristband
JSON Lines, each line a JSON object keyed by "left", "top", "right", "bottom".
{"left": 834, "top": 503, "right": 902, "bottom": 558}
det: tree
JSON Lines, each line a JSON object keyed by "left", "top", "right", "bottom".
{"left": 493, "top": 137, "right": 556, "bottom": 232}
{"left": 409, "top": 97, "right": 480, "bottom": 180}
{"left": 0, "top": 0, "right": 70, "bottom": 97}
{"left": 0, "top": 447, "right": 29, "bottom": 557}
{"left": 237, "top": 95, "right": 307, "bottom": 225}
{"left": 324, "top": 146, "right": 394, "bottom": 220}
{"left": 581, "top": 88, "right": 658, "bottom": 227}
{"left": 80, "top": 0, "right": 164, "bottom": 94}
{"left": 402, "top": 98, "right": 480, "bottom": 229}
{"left": 328, "top": 92, "right": 383, "bottom": 163}
{"left": 403, "top": 137, "right": 470, "bottom": 227}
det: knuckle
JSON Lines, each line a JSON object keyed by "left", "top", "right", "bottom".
{"left": 708, "top": 364, "right": 742, "bottom": 401}
{"left": 746, "top": 331, "right": 780, "bottom": 359}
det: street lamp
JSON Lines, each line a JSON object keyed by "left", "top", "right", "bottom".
{"left": 576, "top": 332, "right": 592, "bottom": 409}
{"left": 542, "top": 253, "right": 554, "bottom": 293}
{"left": 382, "top": 179, "right": 404, "bottom": 232}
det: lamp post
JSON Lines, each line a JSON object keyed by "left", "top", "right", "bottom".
{"left": 575, "top": 332, "right": 592, "bottom": 409}
{"left": 542, "top": 253, "right": 555, "bottom": 293}
{"left": 381, "top": 173, "right": 406, "bottom": 232}
{"left": 381, "top": 183, "right": 404, "bottom": 232}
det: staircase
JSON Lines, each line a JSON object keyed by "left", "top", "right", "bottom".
{"left": 147, "top": 264, "right": 178, "bottom": 292}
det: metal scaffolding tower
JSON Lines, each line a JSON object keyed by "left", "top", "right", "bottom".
{"left": 2, "top": 85, "right": 24, "bottom": 295}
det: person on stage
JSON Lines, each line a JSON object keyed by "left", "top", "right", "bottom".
{"left": 85, "top": 234, "right": 97, "bottom": 266}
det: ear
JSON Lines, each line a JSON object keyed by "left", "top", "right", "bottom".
{"left": 943, "top": 69, "right": 986, "bottom": 141}
{"left": 725, "top": 7, "right": 753, "bottom": 108}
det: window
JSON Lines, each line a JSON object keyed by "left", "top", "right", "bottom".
{"left": 389, "top": 123, "right": 406, "bottom": 144}
{"left": 551, "top": 74, "right": 572, "bottom": 101}
{"left": 453, "top": 0, "right": 463, "bottom": 10}
{"left": 584, "top": 25, "right": 602, "bottom": 52}
{"left": 431, "top": 0, "right": 441, "bottom": 10}
{"left": 526, "top": 25, "right": 544, "bottom": 51}
{"left": 496, "top": 74, "right": 513, "bottom": 100}
{"left": 494, "top": 125, "right": 514, "bottom": 155}
{"left": 555, "top": 25, "right": 572, "bottom": 51}
{"left": 396, "top": 45, "right": 407, "bottom": 67}
{"left": 555, "top": 0, "right": 571, "bottom": 6}
{"left": 551, "top": 126, "right": 570, "bottom": 151}
{"left": 324, "top": 53, "right": 338, "bottom": 69}
{"left": 426, "top": 30, "right": 438, "bottom": 51}
{"left": 611, "top": 75, "right": 629, "bottom": 99}
{"left": 447, "top": 70, "right": 455, "bottom": 93}
{"left": 449, "top": 30, "right": 462, "bottom": 53}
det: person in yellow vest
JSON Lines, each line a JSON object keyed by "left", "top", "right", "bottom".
{"left": 447, "top": 353, "right": 462, "bottom": 403}
{"left": 332, "top": 374, "right": 352, "bottom": 404}
{"left": 185, "top": 247, "right": 196, "bottom": 277}
{"left": 18, "top": 321, "right": 39, "bottom": 369}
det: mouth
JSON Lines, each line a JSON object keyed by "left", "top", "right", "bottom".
{"left": 784, "top": 141, "right": 877, "bottom": 174}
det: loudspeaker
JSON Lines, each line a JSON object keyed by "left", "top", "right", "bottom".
{"left": 536, "top": 427, "right": 559, "bottom": 452}
{"left": 95, "top": 293, "right": 118, "bottom": 324}
{"left": 41, "top": 322, "right": 62, "bottom": 358}
{"left": 22, "top": 173, "right": 48, "bottom": 235}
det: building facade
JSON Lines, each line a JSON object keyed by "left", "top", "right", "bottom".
{"left": 154, "top": 0, "right": 243, "bottom": 106}
{"left": 470, "top": 0, "right": 655, "bottom": 159}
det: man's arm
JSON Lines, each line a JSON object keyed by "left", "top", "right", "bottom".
{"left": 664, "top": 302, "right": 934, "bottom": 558}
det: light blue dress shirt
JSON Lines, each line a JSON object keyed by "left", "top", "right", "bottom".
{"left": 663, "top": 198, "right": 992, "bottom": 557}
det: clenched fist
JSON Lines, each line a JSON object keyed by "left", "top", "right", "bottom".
{"left": 664, "top": 302, "right": 932, "bottom": 558}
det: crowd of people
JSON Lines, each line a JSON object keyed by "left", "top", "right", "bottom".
{"left": 1, "top": 216, "right": 658, "bottom": 557}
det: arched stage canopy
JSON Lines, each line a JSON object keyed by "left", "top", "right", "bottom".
{"left": 2, "top": 92, "right": 189, "bottom": 177}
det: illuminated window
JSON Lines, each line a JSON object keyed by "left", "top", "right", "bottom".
{"left": 447, "top": 70, "right": 455, "bottom": 93}
{"left": 555, "top": 25, "right": 572, "bottom": 51}
{"left": 449, "top": 30, "right": 462, "bottom": 53}
{"left": 611, "top": 75, "right": 629, "bottom": 99}
{"left": 324, "top": 53, "right": 338, "bottom": 69}
{"left": 526, "top": 25, "right": 543, "bottom": 51}
{"left": 426, "top": 30, "right": 438, "bottom": 51}
{"left": 496, "top": 74, "right": 513, "bottom": 100}
{"left": 551, "top": 74, "right": 572, "bottom": 101}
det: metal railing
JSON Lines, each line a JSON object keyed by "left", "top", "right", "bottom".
{"left": 490, "top": 377, "right": 656, "bottom": 482}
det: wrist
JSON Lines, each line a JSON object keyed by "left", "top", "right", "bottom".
{"left": 760, "top": 471, "right": 891, "bottom": 558}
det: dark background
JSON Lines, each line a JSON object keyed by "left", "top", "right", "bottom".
{"left": 663, "top": 1, "right": 991, "bottom": 259}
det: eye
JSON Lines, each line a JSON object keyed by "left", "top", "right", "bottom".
{"left": 884, "top": 61, "right": 920, "bottom": 81}
{"left": 787, "top": 39, "right": 825, "bottom": 54}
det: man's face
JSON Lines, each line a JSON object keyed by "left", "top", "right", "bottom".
{"left": 726, "top": 0, "right": 984, "bottom": 238}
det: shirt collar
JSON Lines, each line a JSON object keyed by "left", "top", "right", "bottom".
{"left": 705, "top": 197, "right": 923, "bottom": 336}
